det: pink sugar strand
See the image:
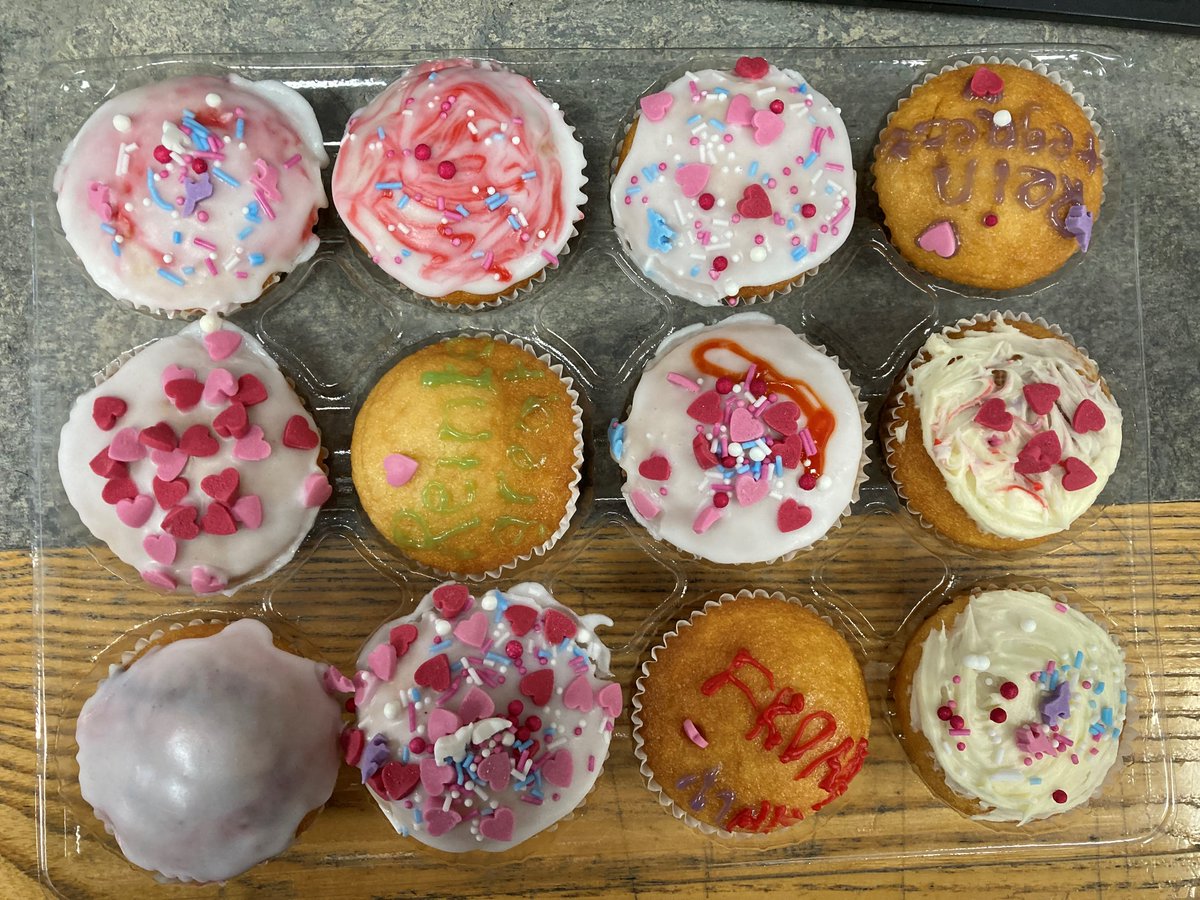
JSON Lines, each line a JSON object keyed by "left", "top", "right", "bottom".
{"left": 540, "top": 249, "right": 559, "bottom": 265}
{"left": 254, "top": 190, "right": 276, "bottom": 220}
{"left": 667, "top": 372, "right": 700, "bottom": 392}
{"left": 283, "top": 154, "right": 301, "bottom": 168}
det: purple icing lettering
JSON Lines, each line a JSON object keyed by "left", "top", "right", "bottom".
{"left": 948, "top": 118, "right": 979, "bottom": 153}
{"left": 1047, "top": 124, "right": 1075, "bottom": 160}
{"left": 933, "top": 158, "right": 977, "bottom": 205}
{"left": 993, "top": 159, "right": 1010, "bottom": 205}
{"left": 1015, "top": 166, "right": 1057, "bottom": 210}
{"left": 1076, "top": 132, "right": 1100, "bottom": 175}
{"left": 1020, "top": 104, "right": 1045, "bottom": 153}
{"left": 878, "top": 126, "right": 914, "bottom": 161}
{"left": 913, "top": 118, "right": 949, "bottom": 151}
{"left": 977, "top": 109, "right": 1016, "bottom": 150}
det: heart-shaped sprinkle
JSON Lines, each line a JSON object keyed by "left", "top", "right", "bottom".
{"left": 692, "top": 433, "right": 719, "bottom": 469}
{"left": 686, "top": 390, "right": 723, "bottom": 424}
{"left": 201, "top": 501, "right": 236, "bottom": 535}
{"left": 969, "top": 66, "right": 1005, "bottom": 99}
{"left": 456, "top": 686, "right": 495, "bottom": 724}
{"left": 108, "top": 427, "right": 146, "bottom": 462}
{"left": 674, "top": 162, "right": 711, "bottom": 198}
{"left": 160, "top": 364, "right": 196, "bottom": 389}
{"left": 200, "top": 467, "right": 239, "bottom": 503}
{"left": 478, "top": 807, "right": 514, "bottom": 843}
{"left": 597, "top": 682, "right": 623, "bottom": 718}
{"left": 476, "top": 753, "right": 512, "bottom": 791}
{"left": 301, "top": 472, "right": 331, "bottom": 507}
{"left": 433, "top": 583, "right": 471, "bottom": 619}
{"left": 164, "top": 378, "right": 204, "bottom": 411}
{"left": 1061, "top": 456, "right": 1098, "bottom": 491}
{"left": 762, "top": 401, "right": 801, "bottom": 435}
{"left": 1023, "top": 383, "right": 1061, "bottom": 416}
{"left": 693, "top": 505, "right": 722, "bottom": 534}
{"left": 775, "top": 435, "right": 804, "bottom": 469}
{"left": 202, "top": 368, "right": 237, "bottom": 406}
{"left": 504, "top": 604, "right": 537, "bottom": 636}
{"left": 232, "top": 374, "right": 268, "bottom": 406}
{"left": 366, "top": 642, "right": 397, "bottom": 681}
{"left": 543, "top": 609, "right": 577, "bottom": 644}
{"left": 423, "top": 807, "right": 462, "bottom": 837}
{"left": 375, "top": 761, "right": 420, "bottom": 802}
{"left": 325, "top": 666, "right": 355, "bottom": 695}
{"left": 916, "top": 220, "right": 959, "bottom": 258}
{"left": 427, "top": 707, "right": 461, "bottom": 743}
{"left": 638, "top": 91, "right": 673, "bottom": 122}
{"left": 203, "top": 329, "right": 242, "bottom": 361}
{"left": 519, "top": 669, "right": 554, "bottom": 706}
{"left": 1072, "top": 399, "right": 1107, "bottom": 434}
{"left": 212, "top": 401, "right": 250, "bottom": 439}
{"left": 453, "top": 611, "right": 490, "bottom": 648}
{"left": 541, "top": 749, "right": 574, "bottom": 788}
{"left": 630, "top": 488, "right": 662, "bottom": 520}
{"left": 420, "top": 757, "right": 456, "bottom": 798}
{"left": 283, "top": 415, "right": 320, "bottom": 450}
{"left": 161, "top": 504, "right": 200, "bottom": 540}
{"left": 563, "top": 675, "right": 595, "bottom": 712}
{"left": 733, "top": 55, "right": 770, "bottom": 79}
{"left": 384, "top": 453, "right": 419, "bottom": 487}
{"left": 140, "top": 569, "right": 176, "bottom": 591}
{"left": 143, "top": 533, "right": 177, "bottom": 565}
{"left": 90, "top": 448, "right": 128, "bottom": 479}
{"left": 751, "top": 108, "right": 784, "bottom": 146}
{"left": 138, "top": 422, "right": 178, "bottom": 452}
{"left": 777, "top": 498, "right": 813, "bottom": 532}
{"left": 180, "top": 424, "right": 219, "bottom": 457}
{"left": 101, "top": 477, "right": 138, "bottom": 505}
{"left": 638, "top": 454, "right": 672, "bottom": 481}
{"left": 414, "top": 654, "right": 452, "bottom": 692}
{"left": 91, "top": 396, "right": 127, "bottom": 431}
{"left": 729, "top": 407, "right": 764, "bottom": 442}
{"left": 736, "top": 183, "right": 772, "bottom": 219}
{"left": 231, "top": 494, "right": 263, "bottom": 529}
{"left": 1014, "top": 431, "right": 1063, "bottom": 475}
{"left": 152, "top": 476, "right": 189, "bottom": 510}
{"left": 389, "top": 623, "right": 419, "bottom": 657}
{"left": 340, "top": 726, "right": 366, "bottom": 766}
{"left": 234, "top": 425, "right": 272, "bottom": 461}
{"left": 151, "top": 448, "right": 188, "bottom": 481}
{"left": 734, "top": 472, "right": 770, "bottom": 506}
{"left": 973, "top": 397, "right": 1013, "bottom": 432}
{"left": 725, "top": 93, "right": 756, "bottom": 126}
{"left": 116, "top": 494, "right": 154, "bottom": 527}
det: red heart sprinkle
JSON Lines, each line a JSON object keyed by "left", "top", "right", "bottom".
{"left": 200, "top": 467, "right": 240, "bottom": 504}
{"left": 213, "top": 402, "right": 250, "bottom": 439}
{"left": 282, "top": 415, "right": 320, "bottom": 450}
{"left": 432, "top": 583, "right": 471, "bottom": 619}
{"left": 686, "top": 390, "right": 723, "bottom": 424}
{"left": 201, "top": 501, "right": 237, "bottom": 535}
{"left": 775, "top": 435, "right": 804, "bottom": 469}
{"left": 232, "top": 374, "right": 268, "bottom": 406}
{"left": 973, "top": 397, "right": 1014, "bottom": 432}
{"left": 1023, "top": 383, "right": 1061, "bottom": 416}
{"left": 389, "top": 623, "right": 419, "bottom": 657}
{"left": 638, "top": 454, "right": 672, "bottom": 481}
{"left": 101, "top": 477, "right": 137, "bottom": 505}
{"left": 1061, "top": 456, "right": 1098, "bottom": 492}
{"left": 164, "top": 378, "right": 204, "bottom": 411}
{"left": 138, "top": 421, "right": 178, "bottom": 452}
{"left": 414, "top": 654, "right": 451, "bottom": 692}
{"left": 375, "top": 760, "right": 421, "bottom": 802}
{"left": 519, "top": 669, "right": 555, "bottom": 706}
{"left": 161, "top": 504, "right": 200, "bottom": 540}
{"left": 1014, "top": 431, "right": 1063, "bottom": 475}
{"left": 1072, "top": 399, "right": 1107, "bottom": 434}
{"left": 152, "top": 476, "right": 189, "bottom": 509}
{"left": 736, "top": 183, "right": 773, "bottom": 219}
{"left": 969, "top": 66, "right": 1005, "bottom": 99}
{"left": 89, "top": 448, "right": 127, "bottom": 479}
{"left": 179, "top": 424, "right": 219, "bottom": 457}
{"left": 91, "top": 396, "right": 127, "bottom": 431}
{"left": 340, "top": 727, "right": 366, "bottom": 766}
{"left": 763, "top": 400, "right": 801, "bottom": 436}
{"left": 777, "top": 498, "right": 813, "bottom": 533}
{"left": 504, "top": 605, "right": 538, "bottom": 636}
{"left": 543, "top": 609, "right": 577, "bottom": 644}
{"left": 692, "top": 433, "right": 719, "bottom": 469}
{"left": 733, "top": 56, "right": 770, "bottom": 79}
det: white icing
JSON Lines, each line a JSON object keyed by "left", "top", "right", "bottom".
{"left": 910, "top": 590, "right": 1127, "bottom": 824}
{"left": 610, "top": 65, "right": 855, "bottom": 306}
{"left": 54, "top": 74, "right": 328, "bottom": 315}
{"left": 906, "top": 318, "right": 1122, "bottom": 540}
{"left": 75, "top": 619, "right": 343, "bottom": 882}
{"left": 57, "top": 321, "right": 327, "bottom": 594}
{"left": 616, "top": 314, "right": 864, "bottom": 564}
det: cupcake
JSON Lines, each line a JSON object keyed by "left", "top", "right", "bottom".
{"left": 883, "top": 312, "right": 1122, "bottom": 552}
{"left": 54, "top": 74, "right": 328, "bottom": 316}
{"left": 332, "top": 58, "right": 587, "bottom": 308}
{"left": 609, "top": 313, "right": 866, "bottom": 564}
{"left": 891, "top": 587, "right": 1129, "bottom": 823}
{"left": 872, "top": 60, "right": 1102, "bottom": 291}
{"left": 610, "top": 56, "right": 855, "bottom": 306}
{"left": 351, "top": 334, "right": 583, "bottom": 578}
{"left": 58, "top": 319, "right": 331, "bottom": 594}
{"left": 346, "top": 581, "right": 622, "bottom": 852}
{"left": 633, "top": 590, "right": 870, "bottom": 834}
{"left": 72, "top": 618, "right": 344, "bottom": 882}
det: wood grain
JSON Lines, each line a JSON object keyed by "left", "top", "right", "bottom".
{"left": 5, "top": 501, "right": 1200, "bottom": 898}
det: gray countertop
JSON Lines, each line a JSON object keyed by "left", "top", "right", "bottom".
{"left": 4, "top": 1, "right": 1198, "bottom": 549}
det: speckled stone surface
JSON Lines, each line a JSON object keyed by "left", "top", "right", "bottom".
{"left": 4, "top": 1, "right": 1200, "bottom": 549}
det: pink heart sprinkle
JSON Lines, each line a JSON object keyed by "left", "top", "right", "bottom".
{"left": 969, "top": 66, "right": 1005, "bottom": 99}
{"left": 734, "top": 472, "right": 770, "bottom": 506}
{"left": 762, "top": 400, "right": 801, "bottom": 436}
{"left": 541, "top": 749, "right": 574, "bottom": 788}
{"left": 777, "top": 498, "right": 813, "bottom": 533}
{"left": 596, "top": 682, "right": 623, "bottom": 718}
{"left": 563, "top": 674, "right": 595, "bottom": 712}
{"left": 190, "top": 565, "right": 226, "bottom": 594}
{"left": 419, "top": 757, "right": 455, "bottom": 798}
{"left": 231, "top": 494, "right": 263, "bottom": 529}
{"left": 1072, "top": 399, "right": 1107, "bottom": 434}
{"left": 323, "top": 666, "right": 354, "bottom": 694}
{"left": 1061, "top": 456, "right": 1098, "bottom": 492}
{"left": 673, "top": 162, "right": 711, "bottom": 198}
{"left": 751, "top": 108, "right": 784, "bottom": 146}
{"left": 367, "top": 642, "right": 398, "bottom": 681}
{"left": 629, "top": 488, "right": 661, "bottom": 520}
{"left": 973, "top": 397, "right": 1014, "bottom": 432}
{"left": 203, "top": 368, "right": 238, "bottom": 405}
{"left": 140, "top": 568, "right": 176, "bottom": 591}
{"left": 1014, "top": 431, "right": 1063, "bottom": 475}
{"left": 234, "top": 425, "right": 272, "bottom": 461}
{"left": 427, "top": 708, "right": 462, "bottom": 743}
{"left": 151, "top": 448, "right": 188, "bottom": 481}
{"left": 160, "top": 364, "right": 196, "bottom": 389}
{"left": 1023, "top": 382, "right": 1061, "bottom": 416}
{"left": 456, "top": 686, "right": 495, "bottom": 724}
{"left": 142, "top": 533, "right": 177, "bottom": 566}
{"left": 916, "top": 220, "right": 959, "bottom": 258}
{"left": 693, "top": 505, "right": 722, "bottom": 534}
{"left": 302, "top": 473, "right": 331, "bottom": 508}
{"left": 638, "top": 91, "right": 674, "bottom": 122}
{"left": 108, "top": 426, "right": 146, "bottom": 462}
{"left": 638, "top": 453, "right": 671, "bottom": 481}
{"left": 725, "top": 93, "right": 756, "bottom": 126}
{"left": 478, "top": 807, "right": 514, "bottom": 843}
{"left": 203, "top": 329, "right": 243, "bottom": 361}
{"left": 383, "top": 453, "right": 419, "bottom": 487}
{"left": 476, "top": 753, "right": 511, "bottom": 791}
{"left": 728, "top": 407, "right": 764, "bottom": 442}
{"left": 423, "top": 807, "right": 461, "bottom": 837}
{"left": 453, "top": 611, "right": 489, "bottom": 648}
{"left": 116, "top": 494, "right": 154, "bottom": 527}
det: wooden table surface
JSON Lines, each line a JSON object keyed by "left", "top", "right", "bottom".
{"left": 5, "top": 501, "right": 1200, "bottom": 898}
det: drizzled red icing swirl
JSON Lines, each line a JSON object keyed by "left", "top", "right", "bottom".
{"left": 332, "top": 60, "right": 587, "bottom": 301}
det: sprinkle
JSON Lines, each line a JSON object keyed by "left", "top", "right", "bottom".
{"left": 100, "top": 223, "right": 117, "bottom": 235}
{"left": 1094, "top": 682, "right": 1105, "bottom": 694}
{"left": 235, "top": 118, "right": 245, "bottom": 139}
{"left": 375, "top": 181, "right": 405, "bottom": 190}
{"left": 485, "top": 193, "right": 510, "bottom": 210}
{"left": 802, "top": 151, "right": 818, "bottom": 169}
{"left": 377, "top": 126, "right": 386, "bottom": 141}
{"left": 521, "top": 170, "right": 538, "bottom": 180}
{"left": 482, "top": 251, "right": 494, "bottom": 270}
{"left": 210, "top": 167, "right": 240, "bottom": 188}
{"left": 110, "top": 241, "right": 121, "bottom": 256}
{"left": 707, "top": 118, "right": 726, "bottom": 131}
{"left": 540, "top": 250, "right": 558, "bottom": 265}
{"left": 283, "top": 154, "right": 301, "bottom": 168}
{"left": 667, "top": 372, "right": 700, "bottom": 392}
{"left": 237, "top": 226, "right": 254, "bottom": 240}
{"left": 157, "top": 268, "right": 185, "bottom": 286}
{"left": 193, "top": 237, "right": 218, "bottom": 251}
{"left": 145, "top": 170, "right": 173, "bottom": 210}
{"left": 249, "top": 253, "right": 265, "bottom": 266}
{"left": 683, "top": 719, "right": 708, "bottom": 748}
{"left": 1055, "top": 603, "right": 1069, "bottom": 613}
{"left": 455, "top": 203, "right": 470, "bottom": 217}
{"left": 1074, "top": 651, "right": 1084, "bottom": 669}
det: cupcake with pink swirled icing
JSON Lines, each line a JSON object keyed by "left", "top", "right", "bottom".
{"left": 332, "top": 59, "right": 587, "bottom": 307}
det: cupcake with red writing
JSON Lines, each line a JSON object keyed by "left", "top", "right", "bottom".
{"left": 332, "top": 58, "right": 587, "bottom": 309}
{"left": 632, "top": 589, "right": 870, "bottom": 835}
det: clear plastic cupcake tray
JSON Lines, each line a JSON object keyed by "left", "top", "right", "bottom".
{"left": 29, "top": 47, "right": 1169, "bottom": 896}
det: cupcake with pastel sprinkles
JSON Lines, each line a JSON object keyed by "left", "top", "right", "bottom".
{"left": 610, "top": 56, "right": 856, "bottom": 306}
{"left": 54, "top": 74, "right": 328, "bottom": 316}
{"left": 891, "top": 586, "right": 1129, "bottom": 823}
{"left": 883, "top": 312, "right": 1122, "bottom": 552}
{"left": 610, "top": 313, "right": 867, "bottom": 564}
{"left": 343, "top": 581, "right": 622, "bottom": 852}
{"left": 58, "top": 319, "right": 331, "bottom": 594}
{"left": 633, "top": 590, "right": 871, "bottom": 835}
{"left": 332, "top": 58, "right": 588, "bottom": 308}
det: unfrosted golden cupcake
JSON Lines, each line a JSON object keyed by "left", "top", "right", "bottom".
{"left": 632, "top": 590, "right": 870, "bottom": 835}
{"left": 351, "top": 335, "right": 583, "bottom": 576}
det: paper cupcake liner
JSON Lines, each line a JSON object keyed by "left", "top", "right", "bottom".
{"left": 353, "top": 331, "right": 586, "bottom": 583}
{"left": 882, "top": 309, "right": 1113, "bottom": 560}
{"left": 890, "top": 578, "right": 1139, "bottom": 827}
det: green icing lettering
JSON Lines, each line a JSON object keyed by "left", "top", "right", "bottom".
{"left": 502, "top": 360, "right": 546, "bottom": 382}
{"left": 497, "top": 472, "right": 536, "bottom": 505}
{"left": 518, "top": 395, "right": 556, "bottom": 434}
{"left": 439, "top": 397, "right": 492, "bottom": 442}
{"left": 492, "top": 516, "right": 548, "bottom": 547}
{"left": 507, "top": 445, "right": 546, "bottom": 471}
{"left": 421, "top": 365, "right": 495, "bottom": 390}
{"left": 444, "top": 337, "right": 494, "bottom": 360}
{"left": 423, "top": 480, "right": 476, "bottom": 513}
{"left": 390, "top": 509, "right": 481, "bottom": 555}
{"left": 437, "top": 456, "right": 481, "bottom": 468}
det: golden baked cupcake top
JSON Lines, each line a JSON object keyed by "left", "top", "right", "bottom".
{"left": 872, "top": 63, "right": 1102, "bottom": 290}
{"left": 634, "top": 592, "right": 870, "bottom": 834}
{"left": 351, "top": 335, "right": 582, "bottom": 575}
